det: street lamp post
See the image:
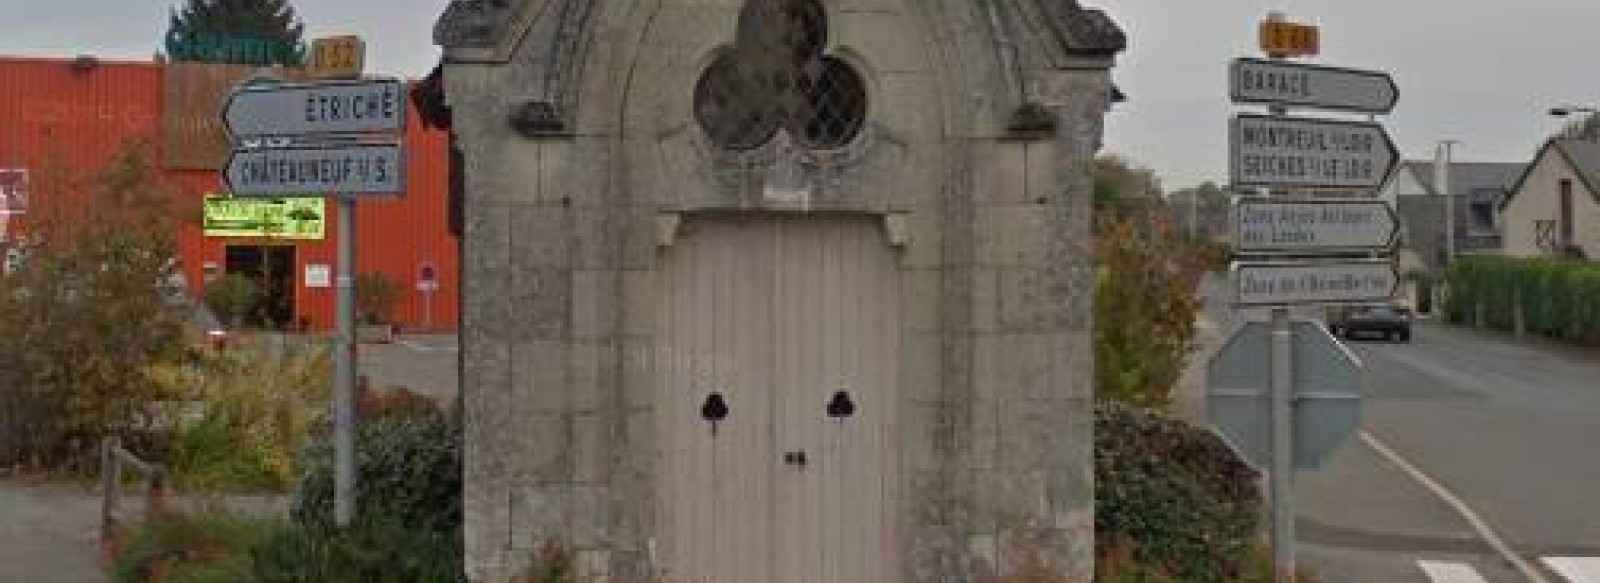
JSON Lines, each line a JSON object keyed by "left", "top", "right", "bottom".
{"left": 1434, "top": 140, "right": 1460, "bottom": 265}
{"left": 1550, "top": 105, "right": 1599, "bottom": 139}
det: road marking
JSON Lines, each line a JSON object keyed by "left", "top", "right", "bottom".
{"left": 1360, "top": 431, "right": 1553, "bottom": 583}
{"left": 1543, "top": 557, "right": 1600, "bottom": 583}
{"left": 1419, "top": 560, "right": 1491, "bottom": 583}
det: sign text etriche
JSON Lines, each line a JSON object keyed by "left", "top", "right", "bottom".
{"left": 1230, "top": 114, "right": 1398, "bottom": 189}
{"left": 223, "top": 78, "right": 407, "bottom": 139}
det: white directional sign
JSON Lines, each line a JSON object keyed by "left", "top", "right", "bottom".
{"left": 1234, "top": 199, "right": 1400, "bottom": 253}
{"left": 1230, "top": 114, "right": 1399, "bottom": 189}
{"left": 224, "top": 79, "right": 407, "bottom": 139}
{"left": 1231, "top": 58, "right": 1399, "bottom": 114}
{"left": 1209, "top": 319, "right": 1364, "bottom": 470}
{"left": 1233, "top": 260, "right": 1398, "bottom": 306}
{"left": 225, "top": 143, "right": 405, "bottom": 196}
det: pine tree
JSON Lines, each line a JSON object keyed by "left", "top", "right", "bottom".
{"left": 164, "top": 0, "right": 307, "bottom": 66}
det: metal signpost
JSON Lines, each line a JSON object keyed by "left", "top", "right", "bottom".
{"left": 221, "top": 37, "right": 399, "bottom": 528}
{"left": 1217, "top": 14, "right": 1400, "bottom": 583}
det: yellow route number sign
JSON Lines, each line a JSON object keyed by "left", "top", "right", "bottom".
{"left": 1260, "top": 19, "right": 1320, "bottom": 58}
{"left": 308, "top": 35, "right": 366, "bottom": 80}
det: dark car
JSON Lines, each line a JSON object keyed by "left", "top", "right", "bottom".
{"left": 1328, "top": 303, "right": 1413, "bottom": 342}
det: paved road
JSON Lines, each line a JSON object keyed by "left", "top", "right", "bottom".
{"left": 0, "top": 479, "right": 106, "bottom": 583}
{"left": 1340, "top": 323, "right": 1600, "bottom": 582}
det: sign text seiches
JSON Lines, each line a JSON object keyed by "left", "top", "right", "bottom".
{"left": 1230, "top": 115, "right": 1398, "bottom": 189}
{"left": 1231, "top": 59, "right": 1399, "bottom": 114}
{"left": 224, "top": 79, "right": 407, "bottom": 139}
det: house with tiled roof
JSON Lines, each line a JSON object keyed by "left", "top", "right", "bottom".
{"left": 1500, "top": 138, "right": 1600, "bottom": 260}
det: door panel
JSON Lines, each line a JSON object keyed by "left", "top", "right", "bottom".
{"left": 660, "top": 222, "right": 776, "bottom": 583}
{"left": 659, "top": 218, "right": 901, "bottom": 583}
{"left": 770, "top": 219, "right": 902, "bottom": 583}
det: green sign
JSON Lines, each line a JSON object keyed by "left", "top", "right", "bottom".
{"left": 203, "top": 196, "right": 324, "bottom": 240}
{"left": 165, "top": 31, "right": 306, "bottom": 66}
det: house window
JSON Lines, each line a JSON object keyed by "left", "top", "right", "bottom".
{"left": 1560, "top": 178, "right": 1575, "bottom": 249}
{"left": 694, "top": 0, "right": 867, "bottom": 151}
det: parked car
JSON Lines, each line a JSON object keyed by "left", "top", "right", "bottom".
{"left": 1327, "top": 303, "right": 1412, "bottom": 342}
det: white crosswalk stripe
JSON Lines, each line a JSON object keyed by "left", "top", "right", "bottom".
{"left": 1418, "top": 560, "right": 1491, "bottom": 583}
{"left": 1544, "top": 557, "right": 1600, "bottom": 583}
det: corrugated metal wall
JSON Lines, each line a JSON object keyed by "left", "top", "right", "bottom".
{"left": 0, "top": 56, "right": 458, "bottom": 332}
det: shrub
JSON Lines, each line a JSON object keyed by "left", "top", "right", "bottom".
{"left": 1443, "top": 256, "right": 1600, "bottom": 344}
{"left": 169, "top": 343, "right": 331, "bottom": 491}
{"left": 110, "top": 511, "right": 284, "bottom": 583}
{"left": 354, "top": 272, "right": 400, "bottom": 325}
{"left": 0, "top": 145, "right": 190, "bottom": 471}
{"left": 1094, "top": 205, "right": 1206, "bottom": 407}
{"left": 291, "top": 412, "right": 461, "bottom": 535}
{"left": 1095, "top": 402, "right": 1262, "bottom": 583}
{"left": 248, "top": 517, "right": 465, "bottom": 583}
{"left": 202, "top": 274, "right": 260, "bottom": 327}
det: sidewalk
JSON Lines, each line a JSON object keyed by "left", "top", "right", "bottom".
{"left": 0, "top": 478, "right": 106, "bottom": 583}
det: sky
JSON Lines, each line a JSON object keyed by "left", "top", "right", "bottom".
{"left": 2, "top": 0, "right": 1597, "bottom": 190}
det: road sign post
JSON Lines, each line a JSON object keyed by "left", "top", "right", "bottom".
{"left": 220, "top": 37, "right": 392, "bottom": 529}
{"left": 1222, "top": 22, "right": 1398, "bottom": 581}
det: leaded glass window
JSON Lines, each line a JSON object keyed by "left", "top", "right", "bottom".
{"left": 694, "top": 0, "right": 867, "bottom": 151}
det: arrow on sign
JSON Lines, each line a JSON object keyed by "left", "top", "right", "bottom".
{"left": 1230, "top": 114, "right": 1399, "bottom": 189}
{"left": 223, "top": 78, "right": 407, "bottom": 139}
{"left": 1232, "top": 260, "right": 1399, "bottom": 307}
{"left": 1233, "top": 198, "right": 1400, "bottom": 254}
{"left": 1231, "top": 58, "right": 1399, "bottom": 114}
{"left": 225, "top": 143, "right": 405, "bottom": 196}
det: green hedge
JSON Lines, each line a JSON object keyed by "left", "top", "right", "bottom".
{"left": 1095, "top": 402, "right": 1263, "bottom": 583}
{"left": 1443, "top": 256, "right": 1600, "bottom": 344}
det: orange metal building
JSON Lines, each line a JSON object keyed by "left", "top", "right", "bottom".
{"left": 0, "top": 55, "right": 458, "bottom": 332}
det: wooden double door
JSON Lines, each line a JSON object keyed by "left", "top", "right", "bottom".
{"left": 658, "top": 218, "right": 903, "bottom": 583}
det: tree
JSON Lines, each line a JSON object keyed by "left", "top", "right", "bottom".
{"left": 1093, "top": 155, "right": 1206, "bottom": 407}
{"left": 164, "top": 0, "right": 307, "bottom": 66}
{"left": 0, "top": 145, "right": 192, "bottom": 471}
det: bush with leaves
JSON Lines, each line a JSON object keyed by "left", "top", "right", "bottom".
{"left": 291, "top": 410, "right": 460, "bottom": 535}
{"left": 354, "top": 272, "right": 400, "bottom": 325}
{"left": 1444, "top": 255, "right": 1600, "bottom": 345}
{"left": 0, "top": 145, "right": 191, "bottom": 471}
{"left": 247, "top": 516, "right": 465, "bottom": 583}
{"left": 1094, "top": 202, "right": 1207, "bottom": 407}
{"left": 168, "top": 342, "right": 331, "bottom": 491}
{"left": 110, "top": 511, "right": 284, "bottom": 583}
{"left": 1095, "top": 402, "right": 1262, "bottom": 583}
{"left": 202, "top": 274, "right": 260, "bottom": 327}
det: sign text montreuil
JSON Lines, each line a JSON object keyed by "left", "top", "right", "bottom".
{"left": 1237, "top": 124, "right": 1379, "bottom": 183}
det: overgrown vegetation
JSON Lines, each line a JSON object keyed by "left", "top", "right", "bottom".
{"left": 167, "top": 343, "right": 331, "bottom": 491}
{"left": 202, "top": 274, "right": 260, "bottom": 328}
{"left": 1094, "top": 402, "right": 1262, "bottom": 583}
{"left": 112, "top": 403, "right": 463, "bottom": 583}
{"left": 0, "top": 146, "right": 191, "bottom": 472}
{"left": 1093, "top": 155, "right": 1208, "bottom": 407}
{"left": 355, "top": 272, "right": 400, "bottom": 325}
{"left": 1443, "top": 255, "right": 1600, "bottom": 345}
